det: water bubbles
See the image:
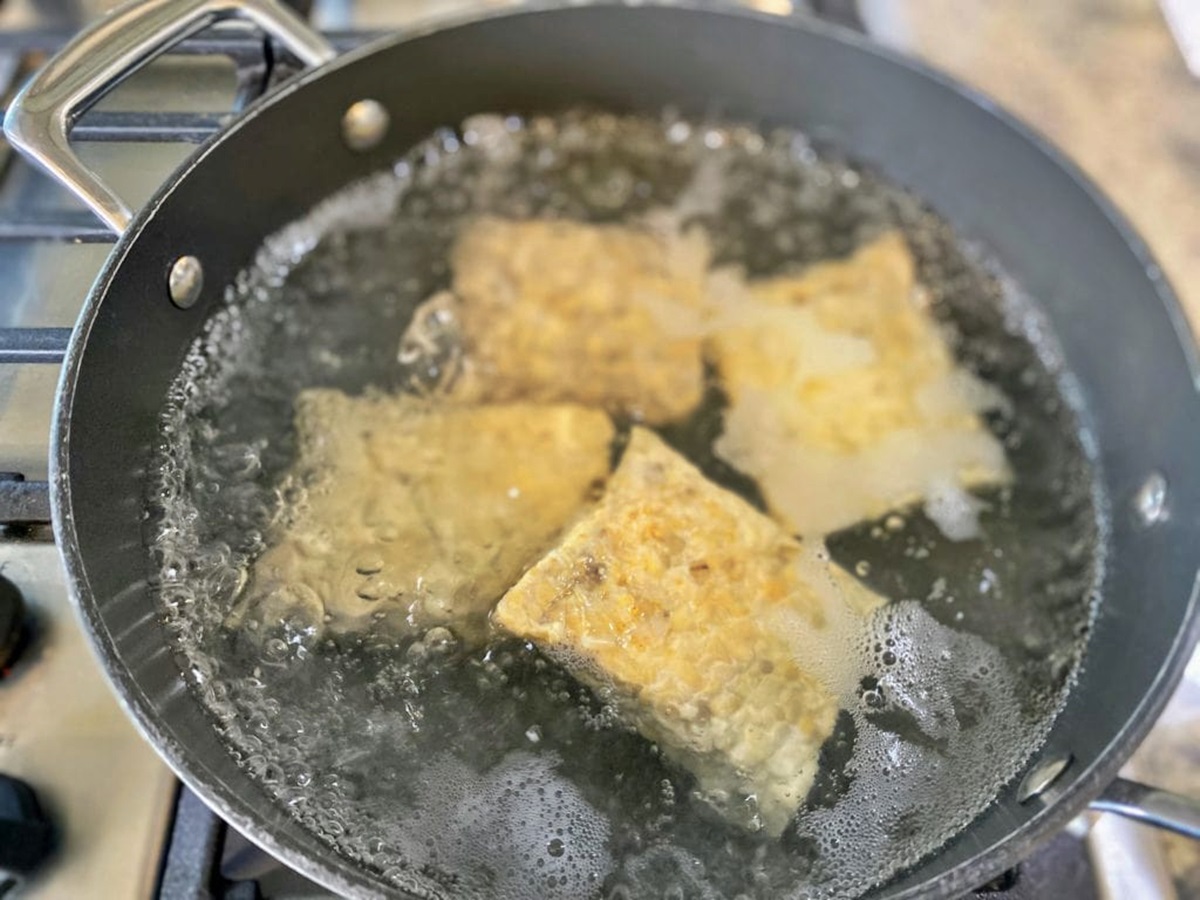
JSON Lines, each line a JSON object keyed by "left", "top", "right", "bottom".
{"left": 148, "top": 107, "right": 1100, "bottom": 900}
{"left": 665, "top": 120, "right": 691, "bottom": 145}
{"left": 787, "top": 601, "right": 1052, "bottom": 897}
{"left": 397, "top": 290, "right": 465, "bottom": 395}
{"left": 739, "top": 130, "right": 765, "bottom": 155}
{"left": 424, "top": 627, "right": 455, "bottom": 650}
{"left": 582, "top": 169, "right": 636, "bottom": 210}
{"left": 208, "top": 442, "right": 264, "bottom": 480}
{"left": 375, "top": 524, "right": 400, "bottom": 543}
{"left": 355, "top": 557, "right": 384, "bottom": 576}
{"left": 978, "top": 568, "right": 998, "bottom": 595}
{"left": 263, "top": 638, "right": 289, "bottom": 662}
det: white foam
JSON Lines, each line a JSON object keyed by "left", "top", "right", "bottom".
{"left": 385, "top": 753, "right": 612, "bottom": 899}
{"left": 923, "top": 477, "right": 985, "bottom": 542}
{"left": 785, "top": 600, "right": 1048, "bottom": 898}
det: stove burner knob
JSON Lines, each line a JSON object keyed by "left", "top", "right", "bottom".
{"left": 0, "top": 773, "right": 55, "bottom": 894}
{"left": 0, "top": 575, "right": 28, "bottom": 677}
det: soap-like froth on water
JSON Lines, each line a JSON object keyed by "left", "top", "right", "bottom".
{"left": 389, "top": 753, "right": 613, "bottom": 898}
{"left": 148, "top": 111, "right": 1104, "bottom": 898}
{"left": 786, "top": 598, "right": 1042, "bottom": 894}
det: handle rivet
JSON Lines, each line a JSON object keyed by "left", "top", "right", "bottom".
{"left": 1133, "top": 471, "right": 1169, "bottom": 526}
{"left": 1018, "top": 753, "right": 1073, "bottom": 803}
{"left": 168, "top": 255, "right": 204, "bottom": 309}
{"left": 342, "top": 99, "right": 389, "bottom": 152}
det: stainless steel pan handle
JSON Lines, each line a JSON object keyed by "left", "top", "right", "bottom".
{"left": 2, "top": 0, "right": 336, "bottom": 236}
{"left": 1092, "top": 776, "right": 1200, "bottom": 839}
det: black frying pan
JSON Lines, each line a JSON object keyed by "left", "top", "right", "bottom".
{"left": 5, "top": 0, "right": 1200, "bottom": 897}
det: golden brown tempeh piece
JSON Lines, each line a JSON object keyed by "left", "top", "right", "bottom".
{"left": 493, "top": 428, "right": 884, "bottom": 835}
{"left": 233, "top": 391, "right": 614, "bottom": 644}
{"left": 711, "top": 233, "right": 1010, "bottom": 535}
{"left": 445, "top": 217, "right": 711, "bottom": 424}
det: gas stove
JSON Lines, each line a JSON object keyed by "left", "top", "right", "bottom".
{"left": 0, "top": 1, "right": 1194, "bottom": 898}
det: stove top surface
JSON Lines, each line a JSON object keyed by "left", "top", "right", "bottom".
{"left": 0, "top": 2, "right": 1195, "bottom": 899}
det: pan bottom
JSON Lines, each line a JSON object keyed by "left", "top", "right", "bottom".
{"left": 146, "top": 110, "right": 1103, "bottom": 898}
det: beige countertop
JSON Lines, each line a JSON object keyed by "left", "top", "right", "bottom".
{"left": 866, "top": 0, "right": 1200, "bottom": 327}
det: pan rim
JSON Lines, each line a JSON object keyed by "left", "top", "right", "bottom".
{"left": 47, "top": 3, "right": 1200, "bottom": 898}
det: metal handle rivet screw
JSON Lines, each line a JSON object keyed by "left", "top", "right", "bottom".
{"left": 1017, "top": 753, "right": 1073, "bottom": 803}
{"left": 342, "top": 99, "right": 389, "bottom": 152}
{"left": 168, "top": 255, "right": 204, "bottom": 309}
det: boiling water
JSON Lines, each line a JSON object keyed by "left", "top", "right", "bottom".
{"left": 149, "top": 112, "right": 1104, "bottom": 898}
